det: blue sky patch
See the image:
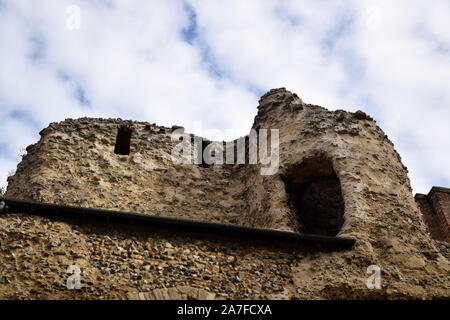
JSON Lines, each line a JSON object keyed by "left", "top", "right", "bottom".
{"left": 274, "top": 4, "right": 302, "bottom": 28}
{"left": 181, "top": 2, "right": 198, "bottom": 45}
{"left": 321, "top": 13, "right": 355, "bottom": 53}
{"left": 57, "top": 71, "right": 92, "bottom": 108}
{"left": 28, "top": 34, "right": 46, "bottom": 63}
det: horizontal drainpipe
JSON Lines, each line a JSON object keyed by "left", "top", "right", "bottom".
{"left": 0, "top": 198, "right": 355, "bottom": 250}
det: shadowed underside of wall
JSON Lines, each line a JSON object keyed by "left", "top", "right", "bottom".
{"left": 3, "top": 88, "right": 449, "bottom": 299}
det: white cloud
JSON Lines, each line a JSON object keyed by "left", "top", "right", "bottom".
{"left": 0, "top": 0, "right": 448, "bottom": 194}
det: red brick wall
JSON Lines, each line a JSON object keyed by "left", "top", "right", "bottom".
{"left": 415, "top": 187, "right": 450, "bottom": 242}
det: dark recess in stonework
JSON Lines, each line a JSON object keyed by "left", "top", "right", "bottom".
{"left": 197, "top": 138, "right": 211, "bottom": 168}
{"left": 114, "top": 124, "right": 133, "bottom": 155}
{"left": 283, "top": 157, "right": 345, "bottom": 236}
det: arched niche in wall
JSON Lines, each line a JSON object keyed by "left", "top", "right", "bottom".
{"left": 282, "top": 156, "right": 345, "bottom": 236}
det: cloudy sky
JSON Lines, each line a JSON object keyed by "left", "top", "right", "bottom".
{"left": 0, "top": 0, "right": 449, "bottom": 194}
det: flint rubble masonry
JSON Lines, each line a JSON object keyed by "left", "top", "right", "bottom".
{"left": 2, "top": 88, "right": 449, "bottom": 299}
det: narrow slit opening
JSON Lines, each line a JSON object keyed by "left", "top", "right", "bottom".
{"left": 199, "top": 139, "right": 211, "bottom": 168}
{"left": 114, "top": 125, "right": 133, "bottom": 155}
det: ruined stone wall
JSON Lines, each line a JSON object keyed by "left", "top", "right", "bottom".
{"left": 2, "top": 88, "right": 449, "bottom": 299}
{"left": 6, "top": 118, "right": 246, "bottom": 225}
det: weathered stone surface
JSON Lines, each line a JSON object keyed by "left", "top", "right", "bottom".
{"left": 1, "top": 88, "right": 448, "bottom": 299}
